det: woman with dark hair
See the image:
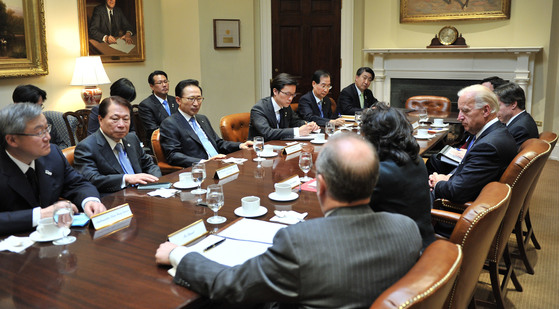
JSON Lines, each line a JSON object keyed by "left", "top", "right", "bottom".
{"left": 361, "top": 103, "right": 435, "bottom": 249}
{"left": 87, "top": 78, "right": 137, "bottom": 135}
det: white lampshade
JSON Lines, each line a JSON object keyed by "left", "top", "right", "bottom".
{"left": 70, "top": 56, "right": 110, "bottom": 86}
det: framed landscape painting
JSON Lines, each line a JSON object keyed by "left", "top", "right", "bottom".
{"left": 400, "top": 0, "right": 511, "bottom": 23}
{"left": 0, "top": 0, "right": 48, "bottom": 78}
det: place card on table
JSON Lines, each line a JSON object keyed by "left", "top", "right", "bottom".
{"left": 92, "top": 217, "right": 133, "bottom": 240}
{"left": 91, "top": 203, "right": 133, "bottom": 230}
{"left": 218, "top": 172, "right": 239, "bottom": 186}
{"left": 282, "top": 143, "right": 302, "bottom": 155}
{"left": 213, "top": 163, "right": 240, "bottom": 179}
{"left": 412, "top": 121, "right": 419, "bottom": 129}
{"left": 280, "top": 175, "right": 302, "bottom": 189}
{"left": 168, "top": 219, "right": 208, "bottom": 246}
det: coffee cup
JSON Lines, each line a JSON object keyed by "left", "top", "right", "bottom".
{"left": 263, "top": 145, "right": 274, "bottom": 154}
{"left": 314, "top": 133, "right": 325, "bottom": 142}
{"left": 417, "top": 129, "right": 429, "bottom": 137}
{"left": 274, "top": 183, "right": 292, "bottom": 196}
{"left": 37, "top": 217, "right": 61, "bottom": 239}
{"left": 241, "top": 196, "right": 260, "bottom": 214}
{"left": 433, "top": 118, "right": 444, "bottom": 126}
{"left": 179, "top": 172, "right": 193, "bottom": 184}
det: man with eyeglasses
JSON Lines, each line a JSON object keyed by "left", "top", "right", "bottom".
{"left": 338, "top": 67, "right": 379, "bottom": 115}
{"left": 138, "top": 70, "right": 179, "bottom": 144}
{"left": 0, "top": 103, "right": 106, "bottom": 235}
{"left": 298, "top": 70, "right": 345, "bottom": 127}
{"left": 74, "top": 96, "right": 161, "bottom": 195}
{"left": 160, "top": 79, "right": 252, "bottom": 168}
{"left": 248, "top": 73, "right": 319, "bottom": 141}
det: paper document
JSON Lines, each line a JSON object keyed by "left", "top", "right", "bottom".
{"left": 109, "top": 38, "right": 135, "bottom": 53}
{"left": 218, "top": 218, "right": 286, "bottom": 244}
{"left": 439, "top": 145, "right": 463, "bottom": 167}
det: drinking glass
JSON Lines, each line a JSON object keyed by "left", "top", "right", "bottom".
{"left": 253, "top": 136, "right": 265, "bottom": 162}
{"left": 418, "top": 108, "right": 429, "bottom": 124}
{"left": 325, "top": 122, "right": 335, "bottom": 136}
{"left": 355, "top": 111, "right": 363, "bottom": 134}
{"left": 299, "top": 152, "right": 313, "bottom": 182}
{"left": 53, "top": 202, "right": 76, "bottom": 245}
{"left": 206, "top": 184, "right": 226, "bottom": 224}
{"left": 191, "top": 162, "right": 207, "bottom": 195}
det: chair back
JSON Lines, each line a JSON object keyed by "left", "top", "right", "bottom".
{"left": 219, "top": 113, "right": 250, "bottom": 142}
{"left": 290, "top": 103, "right": 299, "bottom": 113}
{"left": 62, "top": 146, "right": 76, "bottom": 167}
{"left": 43, "top": 111, "right": 71, "bottom": 149}
{"left": 405, "top": 96, "right": 451, "bottom": 117}
{"left": 63, "top": 109, "right": 91, "bottom": 146}
{"left": 150, "top": 129, "right": 182, "bottom": 174}
{"left": 370, "top": 240, "right": 462, "bottom": 309}
{"left": 328, "top": 97, "right": 338, "bottom": 115}
{"left": 131, "top": 104, "right": 149, "bottom": 149}
{"left": 539, "top": 131, "right": 557, "bottom": 149}
{"left": 445, "top": 182, "right": 511, "bottom": 309}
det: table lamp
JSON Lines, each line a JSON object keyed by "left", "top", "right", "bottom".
{"left": 70, "top": 56, "right": 111, "bottom": 108}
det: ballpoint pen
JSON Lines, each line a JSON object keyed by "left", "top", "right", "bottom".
{"left": 203, "top": 239, "right": 225, "bottom": 252}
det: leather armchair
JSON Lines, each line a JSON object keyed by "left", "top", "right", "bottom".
{"left": 405, "top": 96, "right": 451, "bottom": 117}
{"left": 219, "top": 113, "right": 250, "bottom": 142}
{"left": 370, "top": 240, "right": 462, "bottom": 309}
{"left": 150, "top": 129, "right": 183, "bottom": 175}
{"left": 62, "top": 146, "right": 76, "bottom": 167}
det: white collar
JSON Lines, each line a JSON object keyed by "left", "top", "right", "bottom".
{"left": 271, "top": 97, "right": 282, "bottom": 114}
{"left": 506, "top": 110, "right": 525, "bottom": 126}
{"left": 5, "top": 150, "right": 36, "bottom": 174}
{"left": 476, "top": 117, "right": 499, "bottom": 139}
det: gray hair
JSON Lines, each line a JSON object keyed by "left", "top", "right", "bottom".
{"left": 0, "top": 103, "right": 43, "bottom": 147}
{"left": 315, "top": 133, "right": 379, "bottom": 203}
{"left": 458, "top": 84, "right": 499, "bottom": 113}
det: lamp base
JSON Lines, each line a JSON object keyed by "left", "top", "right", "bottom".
{"left": 81, "top": 86, "right": 103, "bottom": 108}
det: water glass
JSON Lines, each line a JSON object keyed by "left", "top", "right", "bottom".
{"left": 299, "top": 152, "right": 313, "bottom": 182}
{"left": 53, "top": 202, "right": 76, "bottom": 245}
{"left": 191, "top": 162, "right": 207, "bottom": 196}
{"left": 206, "top": 184, "right": 226, "bottom": 224}
{"left": 253, "top": 136, "right": 265, "bottom": 162}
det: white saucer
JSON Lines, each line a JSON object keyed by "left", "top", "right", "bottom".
{"left": 234, "top": 206, "right": 268, "bottom": 218}
{"left": 414, "top": 134, "right": 435, "bottom": 140}
{"left": 29, "top": 229, "right": 70, "bottom": 242}
{"left": 268, "top": 192, "right": 299, "bottom": 202}
{"left": 311, "top": 139, "right": 327, "bottom": 145}
{"left": 173, "top": 181, "right": 198, "bottom": 189}
{"left": 430, "top": 123, "right": 449, "bottom": 128}
{"left": 260, "top": 152, "right": 278, "bottom": 158}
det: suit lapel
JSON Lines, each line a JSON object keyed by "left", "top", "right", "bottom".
{"left": 196, "top": 116, "right": 219, "bottom": 149}
{"left": 122, "top": 135, "right": 142, "bottom": 173}
{"left": 176, "top": 114, "right": 203, "bottom": 145}
{"left": 264, "top": 98, "right": 279, "bottom": 128}
{"left": 2, "top": 152, "right": 38, "bottom": 207}
{"left": 96, "top": 131, "right": 125, "bottom": 174}
{"left": 152, "top": 95, "right": 170, "bottom": 121}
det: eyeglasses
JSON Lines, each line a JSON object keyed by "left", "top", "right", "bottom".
{"left": 318, "top": 83, "right": 332, "bottom": 90}
{"left": 9, "top": 124, "right": 51, "bottom": 138}
{"left": 280, "top": 91, "right": 298, "bottom": 98}
{"left": 181, "top": 96, "right": 204, "bottom": 103}
{"left": 153, "top": 80, "right": 169, "bottom": 85}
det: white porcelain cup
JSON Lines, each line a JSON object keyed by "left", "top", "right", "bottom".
{"left": 417, "top": 129, "right": 429, "bottom": 137}
{"left": 433, "top": 118, "right": 444, "bottom": 126}
{"left": 179, "top": 172, "right": 193, "bottom": 184}
{"left": 314, "top": 133, "right": 325, "bottom": 142}
{"left": 37, "top": 217, "right": 60, "bottom": 238}
{"left": 263, "top": 145, "right": 274, "bottom": 153}
{"left": 241, "top": 196, "right": 260, "bottom": 214}
{"left": 274, "top": 183, "right": 292, "bottom": 196}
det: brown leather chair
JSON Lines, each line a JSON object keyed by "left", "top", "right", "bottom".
{"left": 63, "top": 109, "right": 91, "bottom": 146}
{"left": 62, "top": 146, "right": 76, "bottom": 167}
{"left": 219, "top": 113, "right": 250, "bottom": 142}
{"left": 290, "top": 103, "right": 298, "bottom": 113}
{"left": 328, "top": 97, "right": 338, "bottom": 115}
{"left": 405, "top": 96, "right": 451, "bottom": 117}
{"left": 431, "top": 182, "right": 511, "bottom": 309}
{"left": 150, "top": 129, "right": 183, "bottom": 175}
{"left": 370, "top": 240, "right": 462, "bottom": 309}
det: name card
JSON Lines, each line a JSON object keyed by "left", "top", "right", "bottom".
{"left": 218, "top": 172, "right": 239, "bottom": 186}
{"left": 168, "top": 219, "right": 208, "bottom": 246}
{"left": 412, "top": 121, "right": 419, "bottom": 129}
{"left": 91, "top": 203, "right": 133, "bottom": 230}
{"left": 213, "top": 163, "right": 240, "bottom": 179}
{"left": 280, "top": 175, "right": 301, "bottom": 189}
{"left": 283, "top": 143, "right": 302, "bottom": 155}
{"left": 92, "top": 217, "right": 133, "bottom": 240}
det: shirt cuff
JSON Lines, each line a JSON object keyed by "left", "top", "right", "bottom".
{"left": 81, "top": 197, "right": 102, "bottom": 215}
{"left": 293, "top": 127, "right": 300, "bottom": 137}
{"left": 32, "top": 207, "right": 41, "bottom": 227}
{"left": 121, "top": 175, "right": 127, "bottom": 189}
{"left": 170, "top": 246, "right": 192, "bottom": 268}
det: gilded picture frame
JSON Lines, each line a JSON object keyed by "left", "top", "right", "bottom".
{"left": 400, "top": 0, "right": 511, "bottom": 23}
{"left": 0, "top": 0, "right": 48, "bottom": 78}
{"left": 77, "top": 0, "right": 145, "bottom": 63}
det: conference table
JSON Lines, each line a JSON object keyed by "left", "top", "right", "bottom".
{"left": 0, "top": 131, "right": 448, "bottom": 308}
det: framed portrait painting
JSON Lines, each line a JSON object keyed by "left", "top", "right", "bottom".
{"left": 0, "top": 0, "right": 48, "bottom": 78}
{"left": 77, "top": 0, "right": 145, "bottom": 63}
{"left": 400, "top": 0, "right": 511, "bottom": 23}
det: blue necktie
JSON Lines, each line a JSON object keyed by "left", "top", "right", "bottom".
{"left": 190, "top": 117, "right": 219, "bottom": 158}
{"left": 465, "top": 135, "right": 476, "bottom": 155}
{"left": 162, "top": 100, "right": 171, "bottom": 116}
{"left": 317, "top": 101, "right": 324, "bottom": 118}
{"left": 115, "top": 143, "right": 134, "bottom": 174}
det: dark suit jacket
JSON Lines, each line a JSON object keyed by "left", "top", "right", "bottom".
{"left": 338, "top": 83, "right": 378, "bottom": 115}
{"left": 434, "top": 121, "right": 517, "bottom": 203}
{"left": 87, "top": 105, "right": 136, "bottom": 136}
{"left": 370, "top": 159, "right": 435, "bottom": 249}
{"left": 160, "top": 113, "right": 241, "bottom": 168}
{"left": 174, "top": 205, "right": 422, "bottom": 308}
{"left": 138, "top": 94, "right": 178, "bottom": 141}
{"left": 0, "top": 145, "right": 100, "bottom": 235}
{"left": 74, "top": 130, "right": 161, "bottom": 194}
{"left": 88, "top": 5, "right": 134, "bottom": 43}
{"left": 248, "top": 97, "right": 307, "bottom": 141}
{"left": 297, "top": 91, "right": 336, "bottom": 126}
{"left": 507, "top": 111, "right": 539, "bottom": 148}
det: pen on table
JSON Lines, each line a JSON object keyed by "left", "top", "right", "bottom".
{"left": 203, "top": 239, "right": 226, "bottom": 252}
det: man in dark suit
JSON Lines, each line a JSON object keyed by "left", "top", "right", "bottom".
{"left": 89, "top": 0, "right": 134, "bottom": 44}
{"left": 0, "top": 104, "right": 106, "bottom": 235}
{"left": 74, "top": 96, "right": 161, "bottom": 194}
{"left": 494, "top": 82, "right": 539, "bottom": 147}
{"left": 429, "top": 84, "right": 517, "bottom": 204}
{"left": 160, "top": 79, "right": 252, "bottom": 168}
{"left": 248, "top": 73, "right": 319, "bottom": 141}
{"left": 156, "top": 133, "right": 422, "bottom": 308}
{"left": 298, "top": 70, "right": 345, "bottom": 127}
{"left": 338, "top": 67, "right": 379, "bottom": 115}
{"left": 138, "top": 70, "right": 179, "bottom": 143}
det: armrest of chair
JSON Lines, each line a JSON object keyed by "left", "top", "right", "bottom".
{"left": 157, "top": 162, "right": 183, "bottom": 175}
{"left": 431, "top": 209, "right": 461, "bottom": 225}
{"left": 433, "top": 198, "right": 471, "bottom": 212}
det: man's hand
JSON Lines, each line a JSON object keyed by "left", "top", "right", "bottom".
{"left": 299, "top": 122, "right": 320, "bottom": 136}
{"left": 84, "top": 201, "right": 106, "bottom": 217}
{"left": 125, "top": 173, "right": 159, "bottom": 186}
{"left": 155, "top": 241, "right": 179, "bottom": 265}
{"left": 240, "top": 141, "right": 253, "bottom": 149}
{"left": 202, "top": 154, "right": 227, "bottom": 163}
{"left": 429, "top": 172, "right": 451, "bottom": 188}
{"left": 449, "top": 148, "right": 467, "bottom": 160}
{"left": 106, "top": 35, "right": 117, "bottom": 44}
{"left": 331, "top": 118, "right": 345, "bottom": 126}
{"left": 41, "top": 201, "right": 79, "bottom": 218}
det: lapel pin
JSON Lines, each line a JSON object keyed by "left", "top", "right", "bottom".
{"left": 45, "top": 170, "right": 52, "bottom": 176}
